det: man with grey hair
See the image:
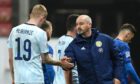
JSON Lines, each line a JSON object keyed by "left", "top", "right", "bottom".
{"left": 64, "top": 15, "right": 123, "bottom": 84}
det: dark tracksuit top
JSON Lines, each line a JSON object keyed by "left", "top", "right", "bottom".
{"left": 65, "top": 29, "right": 123, "bottom": 84}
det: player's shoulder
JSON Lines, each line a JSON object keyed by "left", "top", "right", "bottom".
{"left": 12, "top": 23, "right": 45, "bottom": 33}
{"left": 57, "top": 35, "right": 74, "bottom": 46}
{"left": 114, "top": 39, "right": 126, "bottom": 45}
{"left": 24, "top": 23, "right": 44, "bottom": 32}
{"left": 12, "top": 24, "right": 23, "bottom": 29}
{"left": 58, "top": 35, "right": 65, "bottom": 40}
{"left": 58, "top": 35, "right": 73, "bottom": 41}
{"left": 12, "top": 23, "right": 37, "bottom": 29}
{"left": 114, "top": 39, "right": 129, "bottom": 49}
{"left": 10, "top": 24, "right": 25, "bottom": 32}
{"left": 35, "top": 26, "right": 44, "bottom": 32}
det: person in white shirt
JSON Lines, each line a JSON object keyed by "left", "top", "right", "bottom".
{"left": 7, "top": 4, "right": 73, "bottom": 84}
{"left": 54, "top": 14, "right": 79, "bottom": 84}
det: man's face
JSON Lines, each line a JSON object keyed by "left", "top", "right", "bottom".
{"left": 45, "top": 26, "right": 52, "bottom": 41}
{"left": 76, "top": 19, "right": 91, "bottom": 35}
{"left": 124, "top": 31, "right": 134, "bottom": 43}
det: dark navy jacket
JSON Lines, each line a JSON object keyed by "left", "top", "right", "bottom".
{"left": 65, "top": 29, "right": 123, "bottom": 84}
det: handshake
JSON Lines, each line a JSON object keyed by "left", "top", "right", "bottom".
{"left": 60, "top": 56, "right": 74, "bottom": 70}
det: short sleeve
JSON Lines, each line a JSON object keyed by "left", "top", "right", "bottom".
{"left": 37, "top": 31, "right": 49, "bottom": 53}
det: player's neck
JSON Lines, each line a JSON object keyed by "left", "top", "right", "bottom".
{"left": 116, "top": 35, "right": 124, "bottom": 41}
{"left": 66, "top": 31, "right": 76, "bottom": 38}
{"left": 27, "top": 18, "right": 40, "bottom": 27}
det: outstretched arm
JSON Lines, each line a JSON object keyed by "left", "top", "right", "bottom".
{"left": 126, "top": 63, "right": 140, "bottom": 84}
{"left": 41, "top": 53, "right": 74, "bottom": 70}
{"left": 8, "top": 48, "right": 14, "bottom": 84}
{"left": 64, "top": 70, "right": 72, "bottom": 84}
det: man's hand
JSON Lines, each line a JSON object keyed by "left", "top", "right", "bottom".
{"left": 113, "top": 78, "right": 121, "bottom": 84}
{"left": 61, "top": 56, "right": 74, "bottom": 70}
{"left": 12, "top": 80, "right": 14, "bottom": 84}
{"left": 61, "top": 56, "right": 72, "bottom": 62}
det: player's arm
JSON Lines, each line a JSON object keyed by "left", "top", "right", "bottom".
{"left": 41, "top": 53, "right": 73, "bottom": 70}
{"left": 64, "top": 70, "right": 72, "bottom": 84}
{"left": 39, "top": 30, "right": 73, "bottom": 69}
{"left": 8, "top": 48, "right": 14, "bottom": 84}
{"left": 63, "top": 56, "right": 73, "bottom": 84}
{"left": 113, "top": 78, "right": 121, "bottom": 84}
{"left": 123, "top": 45, "right": 140, "bottom": 83}
{"left": 126, "top": 62, "right": 140, "bottom": 84}
{"left": 41, "top": 53, "right": 61, "bottom": 65}
{"left": 7, "top": 29, "right": 14, "bottom": 84}
{"left": 125, "top": 50, "right": 140, "bottom": 83}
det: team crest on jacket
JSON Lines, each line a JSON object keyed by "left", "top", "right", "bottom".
{"left": 98, "top": 48, "right": 103, "bottom": 53}
{"left": 96, "top": 41, "right": 102, "bottom": 47}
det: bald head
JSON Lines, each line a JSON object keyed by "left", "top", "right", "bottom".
{"left": 76, "top": 15, "right": 92, "bottom": 24}
{"left": 76, "top": 15, "right": 92, "bottom": 37}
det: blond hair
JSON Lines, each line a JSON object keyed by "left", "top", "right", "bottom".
{"left": 41, "top": 20, "right": 52, "bottom": 31}
{"left": 30, "top": 4, "right": 48, "bottom": 18}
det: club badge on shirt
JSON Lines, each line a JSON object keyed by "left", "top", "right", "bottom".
{"left": 96, "top": 41, "right": 103, "bottom": 53}
{"left": 96, "top": 41, "right": 102, "bottom": 47}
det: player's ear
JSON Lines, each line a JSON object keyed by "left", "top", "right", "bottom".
{"left": 125, "top": 31, "right": 130, "bottom": 38}
{"left": 123, "top": 33, "right": 128, "bottom": 40}
{"left": 125, "top": 34, "right": 128, "bottom": 38}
